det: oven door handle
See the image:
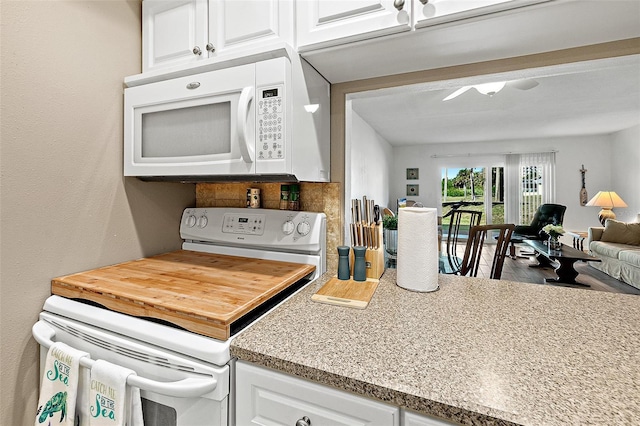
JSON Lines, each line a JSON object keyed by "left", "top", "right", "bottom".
{"left": 32, "top": 321, "right": 218, "bottom": 398}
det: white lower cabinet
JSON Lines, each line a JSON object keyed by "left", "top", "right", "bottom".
{"left": 235, "top": 361, "right": 400, "bottom": 425}
{"left": 402, "top": 409, "right": 457, "bottom": 426}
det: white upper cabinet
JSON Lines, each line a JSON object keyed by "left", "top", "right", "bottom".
{"left": 143, "top": 0, "right": 208, "bottom": 72}
{"left": 209, "top": 0, "right": 293, "bottom": 59}
{"left": 296, "top": 0, "right": 412, "bottom": 52}
{"left": 142, "top": 0, "right": 293, "bottom": 73}
{"left": 413, "top": 0, "right": 548, "bottom": 28}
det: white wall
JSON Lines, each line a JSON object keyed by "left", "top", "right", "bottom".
{"left": 392, "top": 135, "right": 614, "bottom": 231}
{"left": 345, "top": 109, "right": 393, "bottom": 243}
{"left": 611, "top": 124, "right": 640, "bottom": 223}
{"left": 0, "top": 2, "right": 195, "bottom": 424}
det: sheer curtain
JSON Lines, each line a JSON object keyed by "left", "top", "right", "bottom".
{"left": 505, "top": 152, "right": 556, "bottom": 224}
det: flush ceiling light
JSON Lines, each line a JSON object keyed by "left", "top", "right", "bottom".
{"left": 475, "top": 81, "right": 507, "bottom": 96}
{"left": 443, "top": 82, "right": 506, "bottom": 101}
{"left": 304, "top": 104, "right": 320, "bottom": 113}
{"left": 585, "top": 190, "right": 628, "bottom": 225}
{"left": 443, "top": 78, "right": 538, "bottom": 101}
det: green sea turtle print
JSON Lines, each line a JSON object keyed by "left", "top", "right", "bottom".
{"left": 37, "top": 391, "right": 67, "bottom": 424}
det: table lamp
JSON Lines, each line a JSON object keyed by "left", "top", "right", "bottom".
{"left": 585, "top": 191, "right": 628, "bottom": 226}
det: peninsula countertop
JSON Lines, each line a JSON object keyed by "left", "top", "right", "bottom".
{"left": 230, "top": 270, "right": 640, "bottom": 425}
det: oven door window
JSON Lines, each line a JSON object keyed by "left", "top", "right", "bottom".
{"left": 141, "top": 398, "right": 177, "bottom": 425}
{"left": 139, "top": 393, "right": 228, "bottom": 426}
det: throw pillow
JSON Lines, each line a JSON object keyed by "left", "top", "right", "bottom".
{"left": 600, "top": 219, "right": 640, "bottom": 245}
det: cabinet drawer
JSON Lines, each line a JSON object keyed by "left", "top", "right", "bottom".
{"left": 236, "top": 361, "right": 399, "bottom": 426}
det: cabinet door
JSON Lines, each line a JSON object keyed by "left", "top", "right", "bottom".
{"left": 142, "top": 0, "right": 208, "bottom": 72}
{"left": 413, "top": 0, "right": 548, "bottom": 29}
{"left": 297, "top": 0, "right": 411, "bottom": 51}
{"left": 402, "top": 410, "right": 456, "bottom": 426}
{"left": 208, "top": 0, "right": 293, "bottom": 58}
{"left": 236, "top": 361, "right": 400, "bottom": 425}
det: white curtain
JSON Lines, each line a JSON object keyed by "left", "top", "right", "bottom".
{"left": 504, "top": 154, "right": 520, "bottom": 224}
{"left": 505, "top": 152, "right": 556, "bottom": 224}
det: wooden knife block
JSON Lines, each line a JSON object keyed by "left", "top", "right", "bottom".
{"left": 350, "top": 225, "right": 385, "bottom": 279}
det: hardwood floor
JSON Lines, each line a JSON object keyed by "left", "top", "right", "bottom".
{"left": 475, "top": 243, "right": 640, "bottom": 295}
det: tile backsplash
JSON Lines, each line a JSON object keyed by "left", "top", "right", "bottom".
{"left": 196, "top": 182, "right": 341, "bottom": 272}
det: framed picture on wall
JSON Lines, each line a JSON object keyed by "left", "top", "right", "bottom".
{"left": 407, "top": 184, "right": 419, "bottom": 196}
{"left": 406, "top": 168, "right": 419, "bottom": 180}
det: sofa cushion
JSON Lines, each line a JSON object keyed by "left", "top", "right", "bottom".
{"left": 590, "top": 241, "right": 632, "bottom": 258}
{"left": 600, "top": 220, "right": 640, "bottom": 245}
{"left": 619, "top": 249, "right": 640, "bottom": 268}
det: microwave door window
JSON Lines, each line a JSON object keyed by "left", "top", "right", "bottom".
{"left": 141, "top": 102, "right": 231, "bottom": 159}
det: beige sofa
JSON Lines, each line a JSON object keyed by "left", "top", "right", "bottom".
{"left": 588, "top": 220, "right": 640, "bottom": 289}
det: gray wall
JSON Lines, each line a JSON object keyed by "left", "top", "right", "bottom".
{"left": 611, "top": 124, "right": 640, "bottom": 223}
{"left": 0, "top": 2, "right": 195, "bottom": 423}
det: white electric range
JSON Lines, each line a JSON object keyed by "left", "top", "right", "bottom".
{"left": 33, "top": 207, "right": 326, "bottom": 426}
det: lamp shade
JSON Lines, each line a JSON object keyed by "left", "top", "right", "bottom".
{"left": 586, "top": 191, "right": 628, "bottom": 226}
{"left": 585, "top": 191, "right": 628, "bottom": 208}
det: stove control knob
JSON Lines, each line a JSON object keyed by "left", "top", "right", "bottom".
{"left": 297, "top": 221, "right": 311, "bottom": 236}
{"left": 185, "top": 215, "right": 197, "bottom": 227}
{"left": 282, "top": 220, "right": 295, "bottom": 235}
{"left": 197, "top": 215, "right": 208, "bottom": 228}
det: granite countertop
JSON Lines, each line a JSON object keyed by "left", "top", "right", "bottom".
{"left": 230, "top": 270, "right": 640, "bottom": 425}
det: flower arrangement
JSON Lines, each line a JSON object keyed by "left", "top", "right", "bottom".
{"left": 543, "top": 224, "right": 565, "bottom": 238}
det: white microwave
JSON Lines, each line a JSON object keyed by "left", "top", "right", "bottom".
{"left": 124, "top": 55, "right": 330, "bottom": 182}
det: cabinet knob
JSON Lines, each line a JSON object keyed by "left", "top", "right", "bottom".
{"left": 393, "top": 0, "right": 405, "bottom": 11}
{"left": 419, "top": 0, "right": 429, "bottom": 4}
{"left": 206, "top": 43, "right": 215, "bottom": 53}
{"left": 295, "top": 416, "right": 311, "bottom": 426}
{"left": 193, "top": 46, "right": 202, "bottom": 55}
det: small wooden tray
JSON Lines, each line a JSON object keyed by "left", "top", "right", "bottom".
{"left": 311, "top": 276, "right": 379, "bottom": 309}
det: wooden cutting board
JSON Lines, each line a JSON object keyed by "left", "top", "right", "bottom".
{"left": 51, "top": 250, "right": 315, "bottom": 340}
{"left": 311, "top": 277, "right": 379, "bottom": 309}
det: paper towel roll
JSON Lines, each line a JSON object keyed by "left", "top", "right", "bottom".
{"left": 396, "top": 207, "right": 439, "bottom": 292}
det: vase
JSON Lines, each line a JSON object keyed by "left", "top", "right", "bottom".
{"left": 549, "top": 236, "right": 562, "bottom": 251}
{"left": 383, "top": 228, "right": 398, "bottom": 268}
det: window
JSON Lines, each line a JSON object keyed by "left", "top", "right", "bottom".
{"left": 441, "top": 165, "right": 505, "bottom": 239}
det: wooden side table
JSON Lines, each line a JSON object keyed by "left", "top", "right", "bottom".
{"left": 565, "top": 231, "right": 588, "bottom": 252}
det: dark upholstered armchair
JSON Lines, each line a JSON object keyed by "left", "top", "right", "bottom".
{"left": 513, "top": 203, "right": 567, "bottom": 240}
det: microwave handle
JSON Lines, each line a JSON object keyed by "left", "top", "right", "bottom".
{"left": 237, "top": 86, "right": 255, "bottom": 164}
{"left": 32, "top": 320, "right": 218, "bottom": 398}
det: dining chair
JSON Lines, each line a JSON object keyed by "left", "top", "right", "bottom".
{"left": 439, "top": 209, "right": 483, "bottom": 274}
{"left": 460, "top": 224, "right": 515, "bottom": 280}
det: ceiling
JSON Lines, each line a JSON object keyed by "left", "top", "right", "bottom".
{"left": 350, "top": 55, "right": 640, "bottom": 146}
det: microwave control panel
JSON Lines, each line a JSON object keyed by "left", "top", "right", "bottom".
{"left": 257, "top": 85, "right": 284, "bottom": 160}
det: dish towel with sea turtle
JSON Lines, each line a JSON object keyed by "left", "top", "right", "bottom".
{"left": 89, "top": 360, "right": 143, "bottom": 426}
{"left": 36, "top": 342, "right": 88, "bottom": 426}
